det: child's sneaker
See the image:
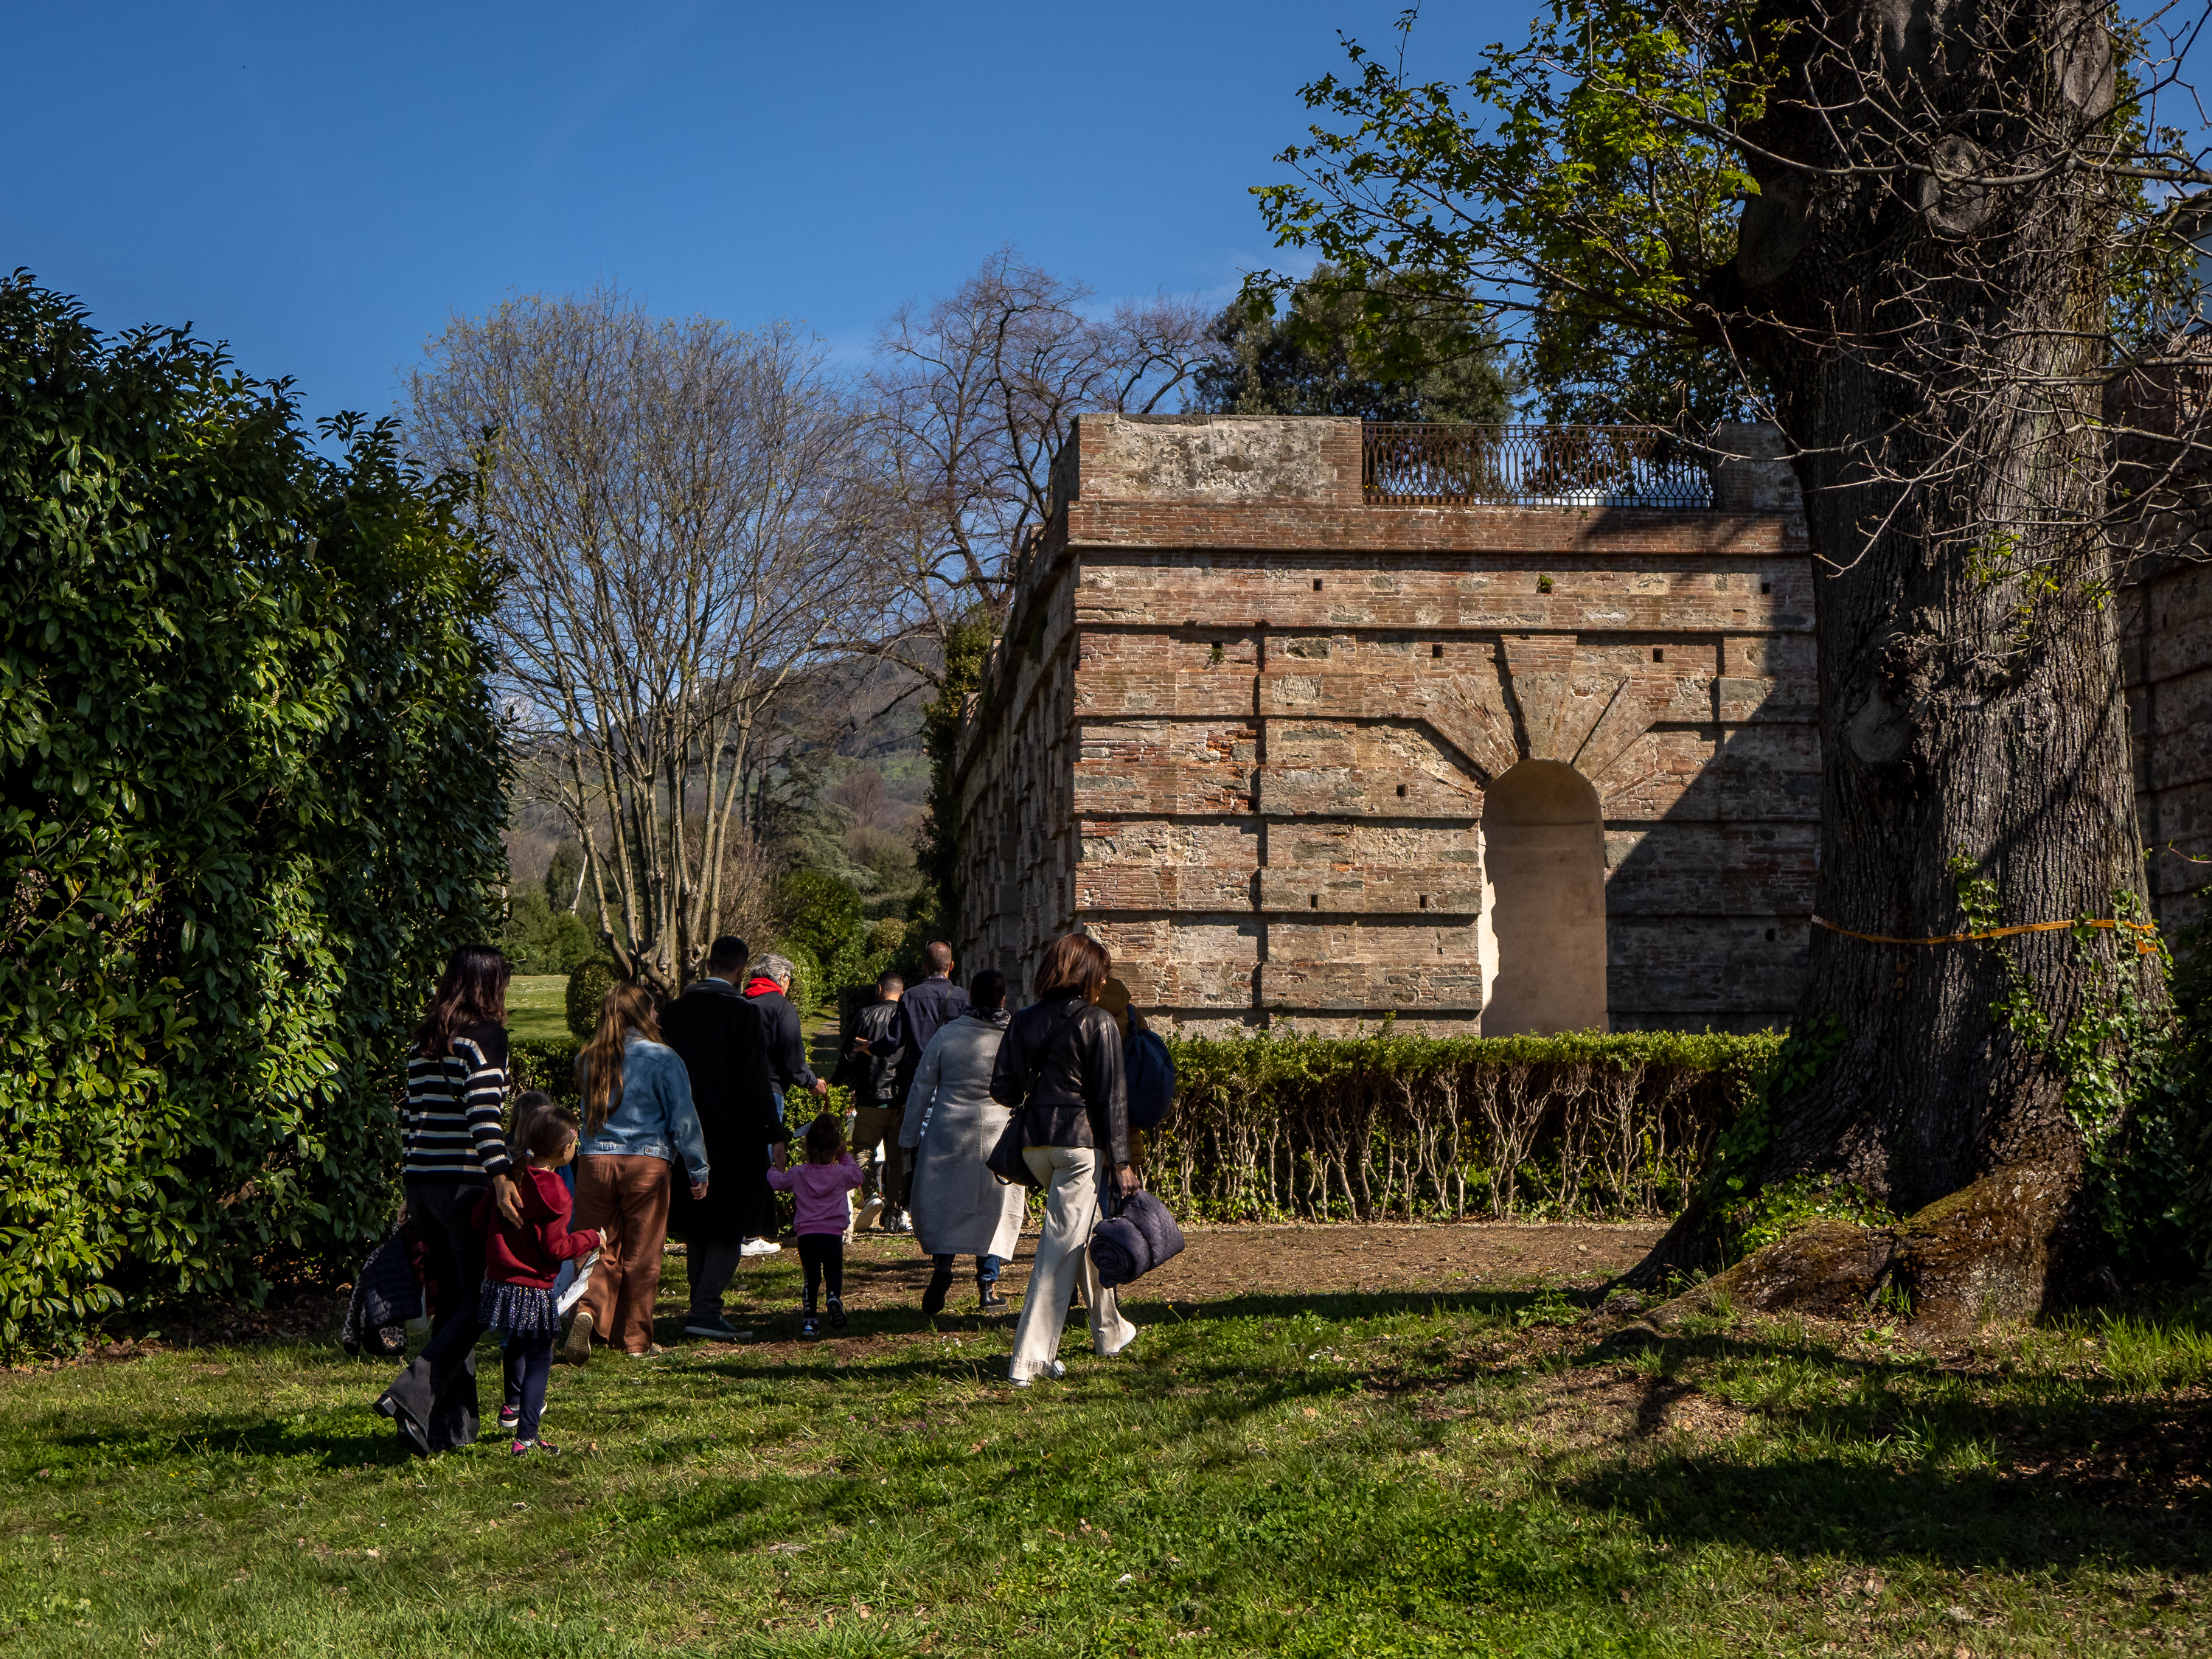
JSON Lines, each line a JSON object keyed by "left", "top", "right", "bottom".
{"left": 509, "top": 1438, "right": 535, "bottom": 1455}
{"left": 498, "top": 1405, "right": 520, "bottom": 1430}
{"left": 827, "top": 1294, "right": 847, "bottom": 1331}
{"left": 801, "top": 1313, "right": 821, "bottom": 1337}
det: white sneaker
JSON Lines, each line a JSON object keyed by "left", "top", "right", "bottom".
{"left": 856, "top": 1197, "right": 885, "bottom": 1233}
{"left": 740, "top": 1237, "right": 781, "bottom": 1258}
{"left": 888, "top": 1209, "right": 914, "bottom": 1235}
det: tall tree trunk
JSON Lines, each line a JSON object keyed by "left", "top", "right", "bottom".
{"left": 1629, "top": 0, "right": 2160, "bottom": 1329}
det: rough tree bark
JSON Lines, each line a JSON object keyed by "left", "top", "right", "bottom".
{"left": 1624, "top": 0, "right": 2162, "bottom": 1330}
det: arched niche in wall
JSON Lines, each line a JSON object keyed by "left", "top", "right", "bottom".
{"left": 1479, "top": 759, "right": 1607, "bottom": 1035}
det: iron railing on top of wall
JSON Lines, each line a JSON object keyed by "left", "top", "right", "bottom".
{"left": 1363, "top": 422, "right": 1716, "bottom": 509}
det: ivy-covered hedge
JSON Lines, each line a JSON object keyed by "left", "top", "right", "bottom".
{"left": 0, "top": 278, "right": 508, "bottom": 1348}
{"left": 501, "top": 1026, "right": 1776, "bottom": 1223}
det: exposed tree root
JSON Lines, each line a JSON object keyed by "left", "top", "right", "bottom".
{"left": 1616, "top": 1172, "right": 2110, "bottom": 1343}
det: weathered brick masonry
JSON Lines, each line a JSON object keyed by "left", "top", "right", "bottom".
{"left": 951, "top": 414, "right": 2211, "bottom": 1034}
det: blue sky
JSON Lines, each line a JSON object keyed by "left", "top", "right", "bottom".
{"left": 4, "top": 1, "right": 1521, "bottom": 424}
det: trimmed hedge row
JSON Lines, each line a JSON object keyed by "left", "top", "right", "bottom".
{"left": 1153, "top": 1029, "right": 1778, "bottom": 1223}
{"left": 509, "top": 1028, "right": 1778, "bottom": 1222}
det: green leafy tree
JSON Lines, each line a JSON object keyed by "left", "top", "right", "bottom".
{"left": 1252, "top": 5, "right": 2209, "bottom": 1321}
{"left": 1197, "top": 264, "right": 1515, "bottom": 422}
{"left": 773, "top": 869, "right": 866, "bottom": 1004}
{"left": 0, "top": 276, "right": 509, "bottom": 1346}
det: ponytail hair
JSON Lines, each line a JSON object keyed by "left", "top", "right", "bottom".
{"left": 412, "top": 944, "right": 512, "bottom": 1059}
{"left": 579, "top": 982, "right": 661, "bottom": 1134}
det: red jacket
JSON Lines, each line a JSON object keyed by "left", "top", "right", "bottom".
{"left": 473, "top": 1166, "right": 600, "bottom": 1290}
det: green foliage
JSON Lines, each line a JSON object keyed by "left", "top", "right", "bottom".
{"left": 1694, "top": 1014, "right": 1848, "bottom": 1235}
{"left": 1196, "top": 263, "right": 1514, "bottom": 421}
{"left": 0, "top": 276, "right": 507, "bottom": 1349}
{"left": 1955, "top": 852, "right": 2202, "bottom": 1280}
{"left": 770, "top": 938, "right": 821, "bottom": 1020}
{"left": 494, "top": 886, "right": 596, "bottom": 975}
{"left": 865, "top": 916, "right": 908, "bottom": 958}
{"left": 914, "top": 605, "right": 995, "bottom": 938}
{"left": 509, "top": 1038, "right": 581, "bottom": 1104}
{"left": 1730, "top": 1176, "right": 1899, "bottom": 1259}
{"left": 773, "top": 869, "right": 863, "bottom": 979}
{"left": 1155, "top": 1027, "right": 1777, "bottom": 1222}
{"left": 563, "top": 957, "right": 617, "bottom": 1042}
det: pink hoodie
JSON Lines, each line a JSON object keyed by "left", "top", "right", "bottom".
{"left": 767, "top": 1151, "right": 864, "bottom": 1237}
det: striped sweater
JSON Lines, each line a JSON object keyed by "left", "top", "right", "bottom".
{"left": 401, "top": 1021, "right": 513, "bottom": 1183}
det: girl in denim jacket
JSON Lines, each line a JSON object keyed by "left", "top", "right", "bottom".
{"left": 564, "top": 984, "right": 710, "bottom": 1359}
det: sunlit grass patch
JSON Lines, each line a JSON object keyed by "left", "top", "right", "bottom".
{"left": 1, "top": 1271, "right": 2208, "bottom": 1655}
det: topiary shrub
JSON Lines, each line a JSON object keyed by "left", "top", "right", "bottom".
{"left": 566, "top": 957, "right": 618, "bottom": 1040}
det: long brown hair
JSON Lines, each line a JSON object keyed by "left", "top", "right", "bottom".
{"left": 1033, "top": 933, "right": 1110, "bottom": 1003}
{"left": 412, "top": 944, "right": 511, "bottom": 1059}
{"left": 579, "top": 983, "right": 662, "bottom": 1133}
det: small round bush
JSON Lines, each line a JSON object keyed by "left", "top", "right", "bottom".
{"left": 566, "top": 957, "right": 618, "bottom": 1040}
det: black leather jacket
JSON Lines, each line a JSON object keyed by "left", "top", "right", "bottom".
{"left": 988, "top": 992, "right": 1129, "bottom": 1166}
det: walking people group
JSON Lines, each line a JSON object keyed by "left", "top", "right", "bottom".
{"left": 380, "top": 926, "right": 1152, "bottom": 1455}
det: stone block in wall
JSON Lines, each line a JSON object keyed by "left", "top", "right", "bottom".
{"left": 1072, "top": 720, "right": 1257, "bottom": 815}
{"left": 1073, "top": 554, "right": 1812, "bottom": 634}
{"left": 1607, "top": 914, "right": 1809, "bottom": 1019}
{"left": 1601, "top": 823, "right": 1818, "bottom": 915}
{"left": 1256, "top": 866, "right": 1484, "bottom": 914}
{"left": 1258, "top": 720, "right": 1484, "bottom": 817}
{"left": 1076, "top": 414, "right": 1363, "bottom": 504}
{"left": 1705, "top": 422, "right": 1804, "bottom": 515}
{"left": 1588, "top": 725, "right": 1822, "bottom": 822}
{"left": 1082, "top": 916, "right": 1261, "bottom": 1009}
{"left": 1072, "top": 667, "right": 1258, "bottom": 720}
{"left": 1258, "top": 954, "right": 1487, "bottom": 1013}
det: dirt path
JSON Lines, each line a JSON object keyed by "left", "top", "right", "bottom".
{"left": 720, "top": 1219, "right": 1664, "bottom": 1324}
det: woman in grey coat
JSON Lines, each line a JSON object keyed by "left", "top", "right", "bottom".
{"left": 900, "top": 969, "right": 1026, "bottom": 1314}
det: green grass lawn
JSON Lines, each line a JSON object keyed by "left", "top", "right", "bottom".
{"left": 2, "top": 1248, "right": 2208, "bottom": 1656}
{"left": 509, "top": 975, "right": 573, "bottom": 1044}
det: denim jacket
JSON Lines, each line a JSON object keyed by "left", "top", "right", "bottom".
{"left": 577, "top": 1035, "right": 712, "bottom": 1178}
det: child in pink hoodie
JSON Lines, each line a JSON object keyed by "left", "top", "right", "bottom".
{"left": 767, "top": 1115, "right": 865, "bottom": 1335}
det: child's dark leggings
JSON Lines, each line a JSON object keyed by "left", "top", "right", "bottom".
{"left": 798, "top": 1234, "right": 844, "bottom": 1308}
{"left": 502, "top": 1331, "right": 555, "bottom": 1441}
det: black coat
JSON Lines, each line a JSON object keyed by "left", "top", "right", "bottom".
{"left": 989, "top": 993, "right": 1130, "bottom": 1166}
{"left": 660, "top": 978, "right": 785, "bottom": 1243}
{"left": 746, "top": 982, "right": 819, "bottom": 1096}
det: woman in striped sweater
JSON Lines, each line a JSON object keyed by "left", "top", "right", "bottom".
{"left": 376, "top": 943, "right": 526, "bottom": 1456}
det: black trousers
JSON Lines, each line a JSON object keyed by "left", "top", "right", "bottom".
{"left": 380, "top": 1181, "right": 488, "bottom": 1455}
{"left": 502, "top": 1331, "right": 554, "bottom": 1442}
{"left": 686, "top": 1237, "right": 748, "bottom": 1315}
{"left": 797, "top": 1234, "right": 844, "bottom": 1307}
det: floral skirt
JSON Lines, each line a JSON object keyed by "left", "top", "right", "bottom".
{"left": 478, "top": 1280, "right": 558, "bottom": 1338}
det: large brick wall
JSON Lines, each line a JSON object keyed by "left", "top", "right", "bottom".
{"left": 951, "top": 414, "right": 1823, "bottom": 1033}
{"left": 951, "top": 413, "right": 2211, "bottom": 1033}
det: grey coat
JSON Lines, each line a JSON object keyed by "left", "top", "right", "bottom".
{"left": 900, "top": 1009, "right": 1026, "bottom": 1259}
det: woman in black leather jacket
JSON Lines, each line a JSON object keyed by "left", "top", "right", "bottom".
{"left": 990, "top": 933, "right": 1139, "bottom": 1385}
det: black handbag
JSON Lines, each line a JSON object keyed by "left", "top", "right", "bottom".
{"left": 985, "top": 1109, "right": 1040, "bottom": 1190}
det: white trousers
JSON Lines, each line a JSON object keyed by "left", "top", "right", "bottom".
{"left": 1008, "top": 1145, "right": 1135, "bottom": 1379}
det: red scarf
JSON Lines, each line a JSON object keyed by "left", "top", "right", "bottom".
{"left": 742, "top": 975, "right": 782, "bottom": 999}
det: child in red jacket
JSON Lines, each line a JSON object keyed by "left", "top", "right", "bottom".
{"left": 475, "top": 1103, "right": 600, "bottom": 1453}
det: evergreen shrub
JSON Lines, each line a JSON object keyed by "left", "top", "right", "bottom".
{"left": 0, "top": 278, "right": 507, "bottom": 1347}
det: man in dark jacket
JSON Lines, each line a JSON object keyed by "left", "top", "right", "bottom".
{"left": 841, "top": 973, "right": 908, "bottom": 1232}
{"left": 661, "top": 936, "right": 786, "bottom": 1340}
{"left": 745, "top": 951, "right": 827, "bottom": 1109}
{"left": 870, "top": 939, "right": 969, "bottom": 1105}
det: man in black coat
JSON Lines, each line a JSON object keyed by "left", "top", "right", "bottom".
{"left": 660, "top": 936, "right": 785, "bottom": 1341}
